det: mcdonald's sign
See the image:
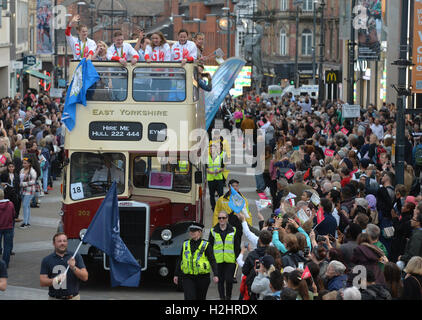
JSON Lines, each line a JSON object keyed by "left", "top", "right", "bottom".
{"left": 325, "top": 70, "right": 341, "bottom": 84}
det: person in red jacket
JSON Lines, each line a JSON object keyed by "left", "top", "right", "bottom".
{"left": 0, "top": 189, "right": 15, "bottom": 268}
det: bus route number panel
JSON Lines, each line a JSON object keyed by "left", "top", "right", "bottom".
{"left": 89, "top": 122, "right": 143, "bottom": 141}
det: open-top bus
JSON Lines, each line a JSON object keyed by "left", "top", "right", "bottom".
{"left": 58, "top": 60, "right": 207, "bottom": 282}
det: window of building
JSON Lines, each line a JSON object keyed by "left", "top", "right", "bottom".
{"left": 301, "top": 29, "right": 313, "bottom": 56}
{"left": 280, "top": 29, "right": 287, "bottom": 56}
{"left": 280, "top": 0, "right": 288, "bottom": 11}
{"left": 302, "top": 0, "right": 314, "bottom": 11}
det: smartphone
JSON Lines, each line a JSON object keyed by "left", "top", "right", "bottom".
{"left": 316, "top": 235, "right": 326, "bottom": 242}
{"left": 244, "top": 242, "right": 249, "bottom": 249}
{"left": 298, "top": 262, "right": 304, "bottom": 270}
{"left": 255, "top": 260, "right": 260, "bottom": 270}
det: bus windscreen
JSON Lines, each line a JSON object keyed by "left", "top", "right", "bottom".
{"left": 70, "top": 152, "right": 126, "bottom": 200}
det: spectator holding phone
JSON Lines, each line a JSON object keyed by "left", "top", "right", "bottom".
{"left": 251, "top": 255, "right": 278, "bottom": 300}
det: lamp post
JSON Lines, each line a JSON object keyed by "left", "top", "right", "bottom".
{"left": 89, "top": 0, "right": 95, "bottom": 39}
{"left": 294, "top": 0, "right": 303, "bottom": 88}
{"left": 348, "top": 0, "right": 356, "bottom": 105}
{"left": 193, "top": 18, "right": 201, "bottom": 33}
{"left": 394, "top": 0, "right": 411, "bottom": 185}
{"left": 222, "top": 6, "right": 231, "bottom": 58}
{"left": 64, "top": 13, "right": 73, "bottom": 83}
{"left": 77, "top": 1, "right": 86, "bottom": 16}
{"left": 312, "top": 0, "right": 318, "bottom": 85}
{"left": 317, "top": 0, "right": 325, "bottom": 105}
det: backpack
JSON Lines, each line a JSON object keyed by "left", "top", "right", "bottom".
{"left": 415, "top": 145, "right": 422, "bottom": 166}
{"left": 281, "top": 252, "right": 308, "bottom": 269}
{"left": 245, "top": 266, "right": 258, "bottom": 300}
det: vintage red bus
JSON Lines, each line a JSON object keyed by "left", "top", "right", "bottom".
{"left": 58, "top": 60, "right": 207, "bottom": 282}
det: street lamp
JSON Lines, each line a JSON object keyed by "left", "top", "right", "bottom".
{"left": 312, "top": 0, "right": 318, "bottom": 85}
{"left": 294, "top": 0, "right": 303, "bottom": 89}
{"left": 193, "top": 18, "right": 201, "bottom": 33}
{"left": 64, "top": 13, "right": 73, "bottom": 83}
{"left": 317, "top": 0, "right": 326, "bottom": 105}
{"left": 222, "top": 6, "right": 231, "bottom": 58}
{"left": 77, "top": 1, "right": 86, "bottom": 16}
{"left": 89, "top": 0, "right": 96, "bottom": 39}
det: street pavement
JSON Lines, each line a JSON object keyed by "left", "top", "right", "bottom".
{"left": 1, "top": 120, "right": 273, "bottom": 300}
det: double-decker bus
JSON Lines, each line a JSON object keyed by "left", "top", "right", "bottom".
{"left": 58, "top": 60, "right": 207, "bottom": 282}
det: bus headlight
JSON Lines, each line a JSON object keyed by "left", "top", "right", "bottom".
{"left": 161, "top": 229, "right": 172, "bottom": 241}
{"left": 79, "top": 228, "right": 87, "bottom": 240}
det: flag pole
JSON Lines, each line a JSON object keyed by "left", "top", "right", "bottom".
{"left": 64, "top": 236, "right": 84, "bottom": 275}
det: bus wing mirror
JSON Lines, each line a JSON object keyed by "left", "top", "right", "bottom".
{"left": 195, "top": 171, "right": 203, "bottom": 184}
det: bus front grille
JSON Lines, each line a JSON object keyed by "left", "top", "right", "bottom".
{"left": 119, "top": 207, "right": 147, "bottom": 269}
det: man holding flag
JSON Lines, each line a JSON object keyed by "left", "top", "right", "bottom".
{"left": 40, "top": 232, "right": 88, "bottom": 300}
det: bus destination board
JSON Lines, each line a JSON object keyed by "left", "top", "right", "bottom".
{"left": 89, "top": 122, "right": 143, "bottom": 141}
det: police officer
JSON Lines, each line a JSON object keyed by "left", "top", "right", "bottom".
{"left": 174, "top": 222, "right": 218, "bottom": 300}
{"left": 209, "top": 211, "right": 241, "bottom": 300}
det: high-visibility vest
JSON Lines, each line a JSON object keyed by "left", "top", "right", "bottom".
{"left": 177, "top": 160, "right": 189, "bottom": 174}
{"left": 181, "top": 240, "right": 211, "bottom": 275}
{"left": 211, "top": 227, "right": 236, "bottom": 263}
{"left": 207, "top": 153, "right": 223, "bottom": 181}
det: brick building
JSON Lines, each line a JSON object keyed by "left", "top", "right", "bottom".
{"left": 238, "top": 0, "right": 342, "bottom": 96}
{"left": 152, "top": 0, "right": 237, "bottom": 65}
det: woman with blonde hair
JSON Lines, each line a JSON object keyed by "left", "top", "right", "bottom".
{"left": 401, "top": 256, "right": 422, "bottom": 300}
{"left": 92, "top": 41, "right": 108, "bottom": 61}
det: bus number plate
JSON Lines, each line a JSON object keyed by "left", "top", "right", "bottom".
{"left": 89, "top": 122, "right": 143, "bottom": 141}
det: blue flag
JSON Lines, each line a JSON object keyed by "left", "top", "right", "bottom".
{"left": 228, "top": 186, "right": 245, "bottom": 214}
{"left": 82, "top": 182, "right": 141, "bottom": 287}
{"left": 62, "top": 58, "right": 99, "bottom": 131}
{"left": 205, "top": 57, "right": 246, "bottom": 130}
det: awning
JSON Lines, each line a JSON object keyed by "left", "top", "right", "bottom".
{"left": 24, "top": 69, "right": 51, "bottom": 83}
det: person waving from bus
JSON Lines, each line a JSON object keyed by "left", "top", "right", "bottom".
{"left": 193, "top": 32, "right": 205, "bottom": 64}
{"left": 106, "top": 30, "right": 139, "bottom": 66}
{"left": 171, "top": 29, "right": 197, "bottom": 65}
{"left": 65, "top": 15, "right": 97, "bottom": 60}
{"left": 144, "top": 32, "right": 171, "bottom": 62}
{"left": 134, "top": 30, "right": 151, "bottom": 62}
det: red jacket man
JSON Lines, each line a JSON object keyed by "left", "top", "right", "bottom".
{"left": 0, "top": 190, "right": 15, "bottom": 268}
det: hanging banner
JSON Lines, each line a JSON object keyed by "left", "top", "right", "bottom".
{"left": 36, "top": 0, "right": 54, "bottom": 55}
{"left": 204, "top": 57, "right": 246, "bottom": 130}
{"left": 356, "top": 0, "right": 382, "bottom": 61}
{"left": 412, "top": 0, "right": 422, "bottom": 93}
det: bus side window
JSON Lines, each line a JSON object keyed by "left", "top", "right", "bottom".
{"left": 133, "top": 156, "right": 148, "bottom": 188}
{"left": 87, "top": 66, "right": 128, "bottom": 101}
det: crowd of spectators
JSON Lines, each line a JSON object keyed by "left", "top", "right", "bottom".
{"left": 217, "top": 90, "right": 422, "bottom": 300}
{"left": 0, "top": 90, "right": 65, "bottom": 271}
